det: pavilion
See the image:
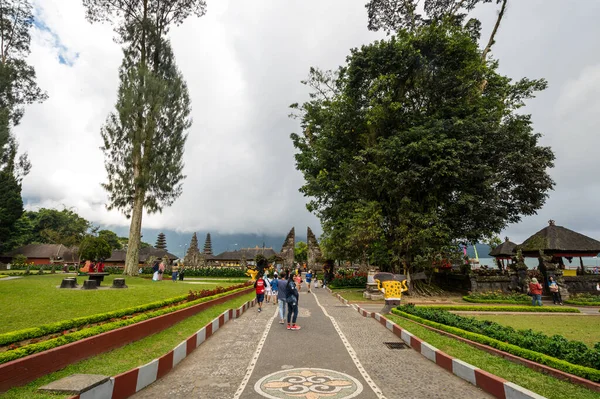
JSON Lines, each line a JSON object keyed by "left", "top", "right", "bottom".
{"left": 516, "top": 220, "right": 600, "bottom": 273}
{"left": 489, "top": 237, "right": 517, "bottom": 269}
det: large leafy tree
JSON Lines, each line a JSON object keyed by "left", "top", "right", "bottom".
{"left": 83, "top": 0, "right": 205, "bottom": 275}
{"left": 98, "top": 229, "right": 122, "bottom": 250}
{"left": 26, "top": 208, "right": 92, "bottom": 247}
{"left": 291, "top": 22, "right": 554, "bottom": 272}
{"left": 79, "top": 236, "right": 112, "bottom": 261}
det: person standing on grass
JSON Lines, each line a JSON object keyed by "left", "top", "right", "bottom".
{"left": 254, "top": 273, "right": 266, "bottom": 313}
{"left": 529, "top": 277, "right": 543, "bottom": 306}
{"left": 277, "top": 271, "right": 288, "bottom": 324}
{"left": 171, "top": 263, "right": 179, "bottom": 282}
{"left": 548, "top": 276, "right": 563, "bottom": 305}
{"left": 286, "top": 271, "right": 301, "bottom": 330}
{"left": 179, "top": 266, "right": 185, "bottom": 281}
{"left": 158, "top": 262, "right": 165, "bottom": 281}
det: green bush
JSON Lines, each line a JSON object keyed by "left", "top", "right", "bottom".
{"left": 137, "top": 266, "right": 248, "bottom": 278}
{"left": 420, "top": 305, "right": 580, "bottom": 313}
{"left": 463, "top": 291, "right": 530, "bottom": 305}
{"left": 329, "top": 274, "right": 367, "bottom": 288}
{"left": 392, "top": 309, "right": 600, "bottom": 382}
{"left": 395, "top": 305, "right": 600, "bottom": 371}
{"left": 565, "top": 293, "right": 600, "bottom": 306}
{"left": 0, "top": 285, "right": 252, "bottom": 364}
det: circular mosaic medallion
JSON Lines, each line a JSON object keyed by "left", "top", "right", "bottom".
{"left": 254, "top": 368, "right": 363, "bottom": 399}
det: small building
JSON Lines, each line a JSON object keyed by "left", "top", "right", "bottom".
{"left": 489, "top": 237, "right": 517, "bottom": 269}
{"left": 104, "top": 247, "right": 178, "bottom": 267}
{"left": 211, "top": 246, "right": 280, "bottom": 267}
{"left": 0, "top": 244, "right": 79, "bottom": 265}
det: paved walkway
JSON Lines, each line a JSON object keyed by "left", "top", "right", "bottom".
{"left": 133, "top": 285, "right": 490, "bottom": 398}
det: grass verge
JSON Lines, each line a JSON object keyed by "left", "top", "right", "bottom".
{"left": 0, "top": 274, "right": 239, "bottom": 333}
{"left": 331, "top": 288, "right": 383, "bottom": 303}
{"left": 462, "top": 296, "right": 530, "bottom": 305}
{"left": 2, "top": 292, "right": 255, "bottom": 399}
{"left": 420, "top": 305, "right": 580, "bottom": 313}
{"left": 469, "top": 314, "right": 600, "bottom": 347}
{"left": 386, "top": 314, "right": 599, "bottom": 399}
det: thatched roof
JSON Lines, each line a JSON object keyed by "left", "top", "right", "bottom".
{"left": 2, "top": 244, "right": 78, "bottom": 261}
{"left": 517, "top": 220, "right": 600, "bottom": 255}
{"left": 489, "top": 237, "right": 517, "bottom": 257}
{"left": 106, "top": 247, "right": 177, "bottom": 263}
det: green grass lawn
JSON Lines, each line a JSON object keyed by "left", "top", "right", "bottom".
{"left": 387, "top": 314, "right": 599, "bottom": 399}
{"left": 0, "top": 274, "right": 240, "bottom": 333}
{"left": 3, "top": 292, "right": 255, "bottom": 399}
{"left": 331, "top": 288, "right": 384, "bottom": 303}
{"left": 469, "top": 314, "right": 600, "bottom": 347}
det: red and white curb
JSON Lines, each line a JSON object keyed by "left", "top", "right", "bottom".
{"left": 336, "top": 298, "right": 544, "bottom": 399}
{"left": 69, "top": 299, "right": 256, "bottom": 399}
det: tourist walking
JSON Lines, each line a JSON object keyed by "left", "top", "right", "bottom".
{"left": 528, "top": 277, "right": 543, "bottom": 306}
{"left": 277, "top": 271, "right": 288, "bottom": 323}
{"left": 548, "top": 276, "right": 563, "bottom": 305}
{"left": 271, "top": 273, "right": 279, "bottom": 304}
{"left": 286, "top": 272, "right": 301, "bottom": 330}
{"left": 294, "top": 272, "right": 302, "bottom": 292}
{"left": 179, "top": 266, "right": 185, "bottom": 281}
{"left": 306, "top": 269, "right": 313, "bottom": 293}
{"left": 265, "top": 274, "right": 272, "bottom": 303}
{"left": 254, "top": 274, "right": 266, "bottom": 313}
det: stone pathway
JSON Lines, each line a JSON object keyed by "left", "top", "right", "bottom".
{"left": 132, "top": 285, "right": 490, "bottom": 399}
{"left": 0, "top": 276, "right": 22, "bottom": 281}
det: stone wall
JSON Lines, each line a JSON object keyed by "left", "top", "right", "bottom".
{"left": 469, "top": 276, "right": 514, "bottom": 293}
{"left": 432, "top": 273, "right": 471, "bottom": 293}
{"left": 280, "top": 228, "right": 295, "bottom": 269}
{"left": 306, "top": 227, "right": 323, "bottom": 271}
{"left": 562, "top": 275, "right": 600, "bottom": 295}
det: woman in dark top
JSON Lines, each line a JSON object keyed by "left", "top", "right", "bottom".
{"left": 286, "top": 272, "right": 301, "bottom": 330}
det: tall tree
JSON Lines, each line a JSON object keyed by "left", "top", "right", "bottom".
{"left": 291, "top": 23, "right": 554, "bottom": 272}
{"left": 27, "top": 208, "right": 92, "bottom": 247}
{"left": 79, "top": 236, "right": 112, "bottom": 261}
{"left": 84, "top": 0, "right": 206, "bottom": 275}
{"left": 155, "top": 232, "right": 167, "bottom": 250}
{"left": 98, "top": 229, "right": 122, "bottom": 250}
{"left": 0, "top": 0, "right": 47, "bottom": 251}
{"left": 203, "top": 232, "right": 212, "bottom": 255}
{"left": 294, "top": 241, "right": 308, "bottom": 263}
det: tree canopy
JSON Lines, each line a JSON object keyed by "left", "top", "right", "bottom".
{"left": 294, "top": 241, "right": 308, "bottom": 263}
{"left": 98, "top": 229, "right": 122, "bottom": 250}
{"left": 291, "top": 21, "right": 554, "bottom": 272}
{"left": 79, "top": 236, "right": 112, "bottom": 261}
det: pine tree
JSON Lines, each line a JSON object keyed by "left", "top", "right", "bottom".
{"left": 203, "top": 233, "right": 213, "bottom": 255}
{"left": 155, "top": 232, "right": 167, "bottom": 250}
{"left": 84, "top": 0, "right": 206, "bottom": 276}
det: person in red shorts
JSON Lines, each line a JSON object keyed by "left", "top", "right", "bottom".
{"left": 254, "top": 274, "right": 266, "bottom": 313}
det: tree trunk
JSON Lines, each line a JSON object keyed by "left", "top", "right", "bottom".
{"left": 124, "top": 188, "right": 144, "bottom": 276}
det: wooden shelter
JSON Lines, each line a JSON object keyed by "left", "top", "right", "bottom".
{"left": 489, "top": 237, "right": 517, "bottom": 268}
{"left": 517, "top": 220, "right": 600, "bottom": 271}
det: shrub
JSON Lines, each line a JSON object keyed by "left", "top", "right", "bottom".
{"left": 565, "top": 293, "right": 600, "bottom": 306}
{"left": 138, "top": 266, "right": 247, "bottom": 278}
{"left": 419, "top": 305, "right": 579, "bottom": 313}
{"left": 391, "top": 309, "right": 600, "bottom": 382}
{"left": 329, "top": 273, "right": 367, "bottom": 288}
{"left": 395, "top": 305, "right": 600, "bottom": 371}
{"left": 463, "top": 291, "right": 530, "bottom": 304}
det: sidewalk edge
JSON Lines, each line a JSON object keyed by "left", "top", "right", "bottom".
{"left": 69, "top": 298, "right": 257, "bottom": 399}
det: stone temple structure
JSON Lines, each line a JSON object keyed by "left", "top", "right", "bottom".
{"left": 280, "top": 228, "right": 295, "bottom": 269}
{"left": 307, "top": 227, "right": 323, "bottom": 271}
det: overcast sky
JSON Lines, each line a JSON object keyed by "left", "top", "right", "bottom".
{"left": 18, "top": 0, "right": 600, "bottom": 244}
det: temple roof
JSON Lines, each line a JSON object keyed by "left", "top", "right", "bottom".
{"left": 517, "top": 220, "right": 600, "bottom": 254}
{"left": 489, "top": 237, "right": 517, "bottom": 257}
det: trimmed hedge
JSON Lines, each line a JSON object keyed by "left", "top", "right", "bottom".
{"left": 564, "top": 300, "right": 600, "bottom": 307}
{"left": 463, "top": 296, "right": 530, "bottom": 305}
{"left": 395, "top": 305, "right": 600, "bottom": 372}
{"left": 420, "top": 305, "right": 580, "bottom": 313}
{"left": 0, "top": 282, "right": 251, "bottom": 347}
{"left": 329, "top": 275, "right": 367, "bottom": 288}
{"left": 137, "top": 266, "right": 248, "bottom": 278}
{"left": 0, "top": 285, "right": 252, "bottom": 365}
{"left": 392, "top": 309, "right": 600, "bottom": 382}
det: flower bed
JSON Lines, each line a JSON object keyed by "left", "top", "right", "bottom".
{"left": 463, "top": 291, "right": 530, "bottom": 305}
{"left": 419, "top": 305, "right": 580, "bottom": 313}
{"left": 393, "top": 305, "right": 600, "bottom": 377}
{"left": 0, "top": 283, "right": 252, "bottom": 364}
{"left": 329, "top": 273, "right": 367, "bottom": 288}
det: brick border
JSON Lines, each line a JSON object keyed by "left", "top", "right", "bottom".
{"left": 68, "top": 298, "right": 256, "bottom": 399}
{"left": 326, "top": 291, "right": 545, "bottom": 399}
{"left": 0, "top": 286, "right": 253, "bottom": 392}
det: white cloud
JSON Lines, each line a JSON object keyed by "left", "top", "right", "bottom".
{"left": 15, "top": 0, "right": 600, "bottom": 243}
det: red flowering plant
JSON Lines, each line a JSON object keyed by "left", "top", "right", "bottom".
{"left": 187, "top": 281, "right": 252, "bottom": 301}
